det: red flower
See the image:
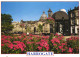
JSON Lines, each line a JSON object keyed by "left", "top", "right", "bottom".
{"left": 55, "top": 33, "right": 59, "bottom": 36}
{"left": 36, "top": 42, "right": 40, "bottom": 45}
{"left": 51, "top": 39, "right": 54, "bottom": 43}
{"left": 58, "top": 46, "right": 63, "bottom": 49}
{"left": 47, "top": 17, "right": 54, "bottom": 20}
{"left": 37, "top": 46, "right": 42, "bottom": 50}
{"left": 53, "top": 44, "right": 57, "bottom": 46}
{"left": 40, "top": 43, "right": 44, "bottom": 46}
{"left": 30, "top": 37, "right": 33, "bottom": 40}
{"left": 14, "top": 48, "right": 16, "bottom": 50}
{"left": 13, "top": 41, "right": 20, "bottom": 44}
{"left": 55, "top": 39, "right": 60, "bottom": 43}
{"left": 52, "top": 38, "right": 60, "bottom": 43}
{"left": 61, "top": 43, "right": 65, "bottom": 46}
{"left": 8, "top": 43, "right": 13, "bottom": 49}
{"left": 45, "top": 46, "right": 49, "bottom": 51}
{"left": 42, "top": 36, "right": 49, "bottom": 39}
{"left": 27, "top": 41, "right": 32, "bottom": 44}
{"left": 68, "top": 47, "right": 73, "bottom": 53}
{"left": 1, "top": 44, "right": 4, "bottom": 46}
{"left": 62, "top": 49, "right": 65, "bottom": 52}
{"left": 22, "top": 38, "right": 27, "bottom": 41}
{"left": 14, "top": 45, "right": 19, "bottom": 49}
{"left": 21, "top": 47, "right": 24, "bottom": 51}
{"left": 29, "top": 34, "right": 33, "bottom": 37}
{"left": 17, "top": 36, "right": 21, "bottom": 39}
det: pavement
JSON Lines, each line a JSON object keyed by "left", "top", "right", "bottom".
{"left": 64, "top": 35, "right": 79, "bottom": 41}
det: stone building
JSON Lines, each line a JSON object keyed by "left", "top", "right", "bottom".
{"left": 52, "top": 9, "right": 70, "bottom": 36}
{"left": 11, "top": 6, "right": 79, "bottom": 36}
{"left": 20, "top": 11, "right": 55, "bottom": 35}
{"left": 68, "top": 6, "right": 79, "bottom": 35}
{"left": 11, "top": 21, "right": 26, "bottom": 33}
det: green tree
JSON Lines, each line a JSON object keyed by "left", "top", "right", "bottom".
{"left": 1, "top": 14, "right": 13, "bottom": 33}
{"left": 38, "top": 24, "right": 43, "bottom": 34}
{"left": 26, "top": 24, "right": 31, "bottom": 33}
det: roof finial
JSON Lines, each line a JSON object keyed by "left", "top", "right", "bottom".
{"left": 43, "top": 11, "right": 45, "bottom": 13}
{"left": 48, "top": 8, "right": 52, "bottom": 12}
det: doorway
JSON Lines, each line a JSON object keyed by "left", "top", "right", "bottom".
{"left": 34, "top": 27, "right": 36, "bottom": 34}
{"left": 50, "top": 24, "right": 53, "bottom": 33}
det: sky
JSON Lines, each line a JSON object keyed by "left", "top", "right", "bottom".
{"left": 1, "top": 2, "right": 79, "bottom": 22}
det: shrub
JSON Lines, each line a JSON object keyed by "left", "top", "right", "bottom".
{"left": 1, "top": 33, "right": 79, "bottom": 54}
{"left": 66, "top": 36, "right": 79, "bottom": 53}
{"left": 50, "top": 33, "right": 68, "bottom": 53}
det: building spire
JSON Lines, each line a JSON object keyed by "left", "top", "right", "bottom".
{"left": 48, "top": 8, "right": 52, "bottom": 12}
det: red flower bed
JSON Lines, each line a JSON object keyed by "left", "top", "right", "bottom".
{"left": 1, "top": 33, "right": 79, "bottom": 54}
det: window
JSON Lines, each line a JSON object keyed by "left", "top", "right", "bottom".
{"left": 75, "top": 19, "right": 77, "bottom": 25}
{"left": 72, "top": 26, "right": 75, "bottom": 33}
{"left": 77, "top": 28, "right": 79, "bottom": 34}
{"left": 77, "top": 19, "right": 79, "bottom": 25}
{"left": 76, "top": 11, "right": 79, "bottom": 16}
{"left": 75, "top": 19, "right": 79, "bottom": 25}
{"left": 43, "top": 24, "right": 45, "bottom": 26}
{"left": 71, "top": 13, "right": 72, "bottom": 17}
{"left": 72, "top": 13, "right": 75, "bottom": 17}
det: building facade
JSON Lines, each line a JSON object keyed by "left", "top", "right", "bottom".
{"left": 11, "top": 21, "right": 26, "bottom": 33}
{"left": 11, "top": 6, "right": 79, "bottom": 36}
{"left": 68, "top": 6, "right": 79, "bottom": 35}
{"left": 52, "top": 9, "right": 70, "bottom": 36}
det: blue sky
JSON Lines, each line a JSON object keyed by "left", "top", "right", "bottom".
{"left": 1, "top": 2, "right": 79, "bottom": 22}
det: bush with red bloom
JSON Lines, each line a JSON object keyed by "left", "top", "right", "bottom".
{"left": 66, "top": 36, "right": 79, "bottom": 53}
{"left": 37, "top": 46, "right": 42, "bottom": 50}
{"left": 50, "top": 33, "right": 68, "bottom": 53}
{"left": 1, "top": 44, "right": 4, "bottom": 46}
{"left": 1, "top": 34, "right": 79, "bottom": 54}
{"left": 46, "top": 17, "right": 55, "bottom": 24}
{"left": 13, "top": 41, "right": 26, "bottom": 51}
{"left": 53, "top": 44, "right": 57, "bottom": 46}
{"left": 47, "top": 17, "right": 54, "bottom": 20}
{"left": 29, "top": 34, "right": 33, "bottom": 37}
{"left": 26, "top": 41, "right": 32, "bottom": 44}
{"left": 38, "top": 39, "right": 49, "bottom": 51}
{"left": 62, "top": 49, "right": 65, "bottom": 52}
{"left": 55, "top": 33, "right": 59, "bottom": 36}
{"left": 8, "top": 43, "right": 14, "bottom": 49}
{"left": 68, "top": 47, "right": 73, "bottom": 53}
{"left": 58, "top": 46, "right": 63, "bottom": 49}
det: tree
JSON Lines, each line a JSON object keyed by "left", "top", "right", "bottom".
{"left": 38, "top": 24, "right": 43, "bottom": 34}
{"left": 1, "top": 14, "right": 13, "bottom": 33}
{"left": 25, "top": 24, "right": 31, "bottom": 33}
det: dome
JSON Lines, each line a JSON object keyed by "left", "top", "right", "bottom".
{"left": 52, "top": 11, "right": 69, "bottom": 20}
{"left": 40, "top": 11, "right": 47, "bottom": 20}
{"left": 60, "top": 9, "right": 66, "bottom": 12}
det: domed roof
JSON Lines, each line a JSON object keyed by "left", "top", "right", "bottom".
{"left": 60, "top": 9, "right": 67, "bottom": 13}
{"left": 40, "top": 11, "right": 47, "bottom": 20}
{"left": 52, "top": 11, "right": 69, "bottom": 20}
